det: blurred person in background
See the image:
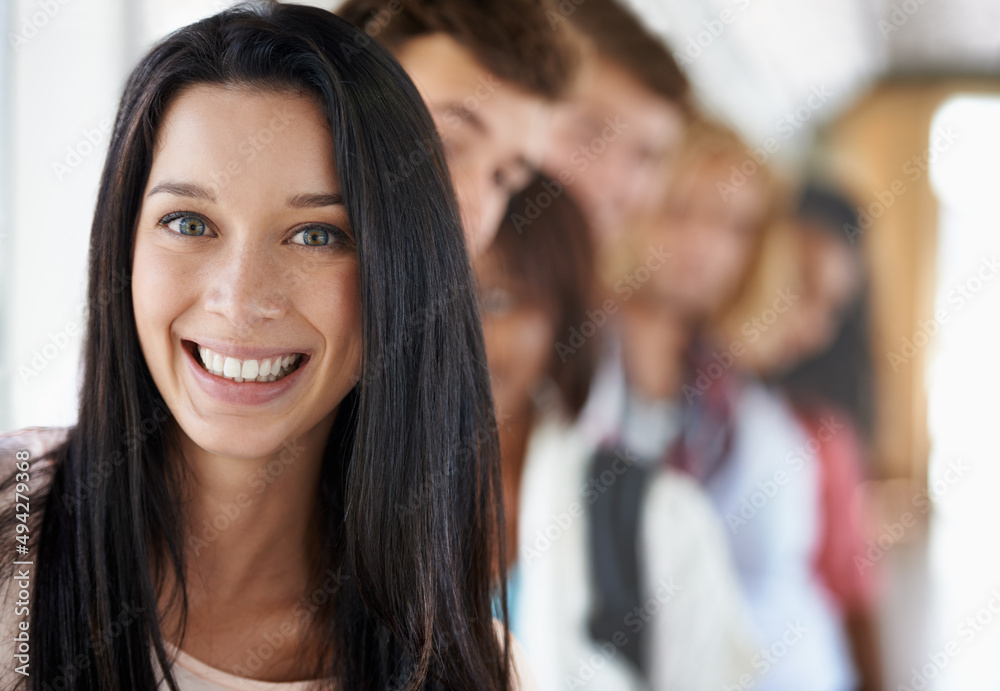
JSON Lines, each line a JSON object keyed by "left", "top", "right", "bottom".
{"left": 763, "top": 183, "right": 877, "bottom": 442}
{"left": 479, "top": 176, "right": 755, "bottom": 690}
{"left": 541, "top": 0, "right": 691, "bottom": 248}
{"left": 578, "top": 118, "right": 858, "bottom": 691}
{"left": 725, "top": 183, "right": 884, "bottom": 691}
{"left": 337, "top": 0, "right": 578, "bottom": 256}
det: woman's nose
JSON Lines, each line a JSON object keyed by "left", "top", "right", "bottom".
{"left": 203, "top": 243, "right": 288, "bottom": 335}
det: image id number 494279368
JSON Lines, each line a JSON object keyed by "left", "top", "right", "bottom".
{"left": 12, "top": 449, "right": 32, "bottom": 677}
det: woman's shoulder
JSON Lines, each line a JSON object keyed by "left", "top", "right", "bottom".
{"left": 0, "top": 427, "right": 68, "bottom": 501}
{"left": 524, "top": 414, "right": 593, "bottom": 477}
{"left": 0, "top": 427, "right": 70, "bottom": 466}
{"left": 647, "top": 468, "right": 715, "bottom": 524}
{"left": 641, "top": 466, "right": 754, "bottom": 585}
{"left": 493, "top": 619, "right": 539, "bottom": 691}
{"left": 732, "top": 381, "right": 819, "bottom": 474}
{"left": 0, "top": 428, "right": 69, "bottom": 689}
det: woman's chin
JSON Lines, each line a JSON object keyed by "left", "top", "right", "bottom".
{"left": 177, "top": 419, "right": 302, "bottom": 462}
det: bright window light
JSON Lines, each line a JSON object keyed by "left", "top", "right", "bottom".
{"left": 926, "top": 94, "right": 1000, "bottom": 691}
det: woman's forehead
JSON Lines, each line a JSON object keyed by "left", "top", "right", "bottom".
{"left": 149, "top": 86, "right": 340, "bottom": 206}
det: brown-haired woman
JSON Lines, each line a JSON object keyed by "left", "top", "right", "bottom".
{"left": 479, "top": 175, "right": 756, "bottom": 690}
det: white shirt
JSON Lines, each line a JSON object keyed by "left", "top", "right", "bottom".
{"left": 576, "top": 345, "right": 856, "bottom": 691}
{"left": 514, "top": 417, "right": 756, "bottom": 690}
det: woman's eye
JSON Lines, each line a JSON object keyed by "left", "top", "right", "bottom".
{"left": 291, "top": 227, "right": 331, "bottom": 247}
{"left": 164, "top": 215, "right": 208, "bottom": 236}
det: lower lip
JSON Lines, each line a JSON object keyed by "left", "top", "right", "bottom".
{"left": 184, "top": 344, "right": 308, "bottom": 407}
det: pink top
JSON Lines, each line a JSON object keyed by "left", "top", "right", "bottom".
{"left": 158, "top": 639, "right": 322, "bottom": 690}
{"left": 794, "top": 406, "right": 877, "bottom": 613}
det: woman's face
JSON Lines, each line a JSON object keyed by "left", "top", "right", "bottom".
{"left": 474, "top": 255, "right": 555, "bottom": 421}
{"left": 642, "top": 160, "right": 765, "bottom": 318}
{"left": 542, "top": 55, "right": 685, "bottom": 244}
{"left": 132, "top": 85, "right": 363, "bottom": 459}
{"left": 754, "top": 225, "right": 862, "bottom": 373}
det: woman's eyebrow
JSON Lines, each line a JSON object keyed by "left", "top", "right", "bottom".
{"left": 144, "top": 183, "right": 343, "bottom": 209}
{"left": 146, "top": 181, "right": 216, "bottom": 201}
{"left": 287, "top": 192, "right": 344, "bottom": 208}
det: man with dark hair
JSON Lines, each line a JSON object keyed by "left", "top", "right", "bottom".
{"left": 338, "top": 0, "right": 578, "bottom": 256}
{"left": 542, "top": 0, "right": 690, "bottom": 244}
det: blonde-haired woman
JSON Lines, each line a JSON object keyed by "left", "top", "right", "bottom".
{"left": 577, "top": 117, "right": 857, "bottom": 691}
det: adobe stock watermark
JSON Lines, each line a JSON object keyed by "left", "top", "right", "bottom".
{"left": 52, "top": 115, "right": 114, "bottom": 182}
{"left": 545, "top": 0, "right": 587, "bottom": 30}
{"left": 844, "top": 123, "right": 960, "bottom": 244}
{"left": 554, "top": 245, "right": 671, "bottom": 363}
{"left": 718, "top": 86, "right": 834, "bottom": 201}
{"left": 58, "top": 401, "right": 173, "bottom": 514}
{"left": 877, "top": 0, "right": 932, "bottom": 39}
{"left": 896, "top": 587, "right": 1000, "bottom": 691}
{"left": 512, "top": 113, "right": 629, "bottom": 217}
{"left": 563, "top": 116, "right": 630, "bottom": 175}
{"left": 18, "top": 268, "right": 131, "bottom": 385}
{"left": 886, "top": 255, "right": 998, "bottom": 372}
{"left": 440, "top": 75, "right": 501, "bottom": 130}
{"left": 854, "top": 456, "right": 969, "bottom": 575}
{"left": 7, "top": 0, "right": 74, "bottom": 50}
{"left": 188, "top": 438, "right": 306, "bottom": 556}
{"left": 17, "top": 322, "right": 80, "bottom": 385}
{"left": 387, "top": 75, "right": 503, "bottom": 188}
{"left": 672, "top": 0, "right": 755, "bottom": 67}
{"left": 565, "top": 578, "right": 680, "bottom": 686}
{"left": 36, "top": 602, "right": 146, "bottom": 686}
{"left": 521, "top": 449, "right": 638, "bottom": 563}
{"left": 205, "top": 105, "right": 295, "bottom": 197}
{"left": 725, "top": 415, "right": 845, "bottom": 533}
{"left": 509, "top": 177, "right": 566, "bottom": 233}
{"left": 231, "top": 565, "right": 352, "bottom": 678}
{"left": 725, "top": 621, "right": 808, "bottom": 690}
{"left": 682, "top": 287, "right": 799, "bottom": 402}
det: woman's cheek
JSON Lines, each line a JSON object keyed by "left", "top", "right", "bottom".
{"left": 294, "top": 260, "right": 363, "bottom": 372}
{"left": 512, "top": 312, "right": 556, "bottom": 384}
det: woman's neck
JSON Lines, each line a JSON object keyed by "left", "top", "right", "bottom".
{"left": 621, "top": 300, "right": 694, "bottom": 401}
{"left": 498, "top": 405, "right": 534, "bottom": 571}
{"left": 167, "top": 413, "right": 336, "bottom": 610}
{"left": 155, "top": 414, "right": 339, "bottom": 679}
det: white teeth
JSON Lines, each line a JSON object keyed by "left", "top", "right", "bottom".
{"left": 223, "top": 357, "right": 241, "bottom": 378}
{"left": 196, "top": 346, "right": 302, "bottom": 384}
{"left": 241, "top": 359, "right": 259, "bottom": 380}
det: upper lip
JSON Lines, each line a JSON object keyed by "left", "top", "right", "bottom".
{"left": 181, "top": 338, "right": 310, "bottom": 361}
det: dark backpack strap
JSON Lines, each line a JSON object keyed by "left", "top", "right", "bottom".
{"left": 587, "top": 446, "right": 651, "bottom": 678}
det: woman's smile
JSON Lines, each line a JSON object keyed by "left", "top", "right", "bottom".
{"left": 185, "top": 339, "right": 307, "bottom": 383}
{"left": 181, "top": 337, "right": 313, "bottom": 408}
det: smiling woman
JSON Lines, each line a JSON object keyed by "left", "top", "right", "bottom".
{"left": 0, "top": 3, "right": 516, "bottom": 691}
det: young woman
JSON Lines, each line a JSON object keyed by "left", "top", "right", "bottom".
{"left": 0, "top": 4, "right": 527, "bottom": 690}
{"left": 730, "top": 183, "right": 883, "bottom": 691}
{"left": 577, "top": 118, "right": 857, "bottom": 691}
{"left": 541, "top": 0, "right": 690, "bottom": 247}
{"left": 477, "top": 176, "right": 755, "bottom": 690}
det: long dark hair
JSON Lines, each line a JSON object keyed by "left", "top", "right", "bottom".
{"left": 3, "top": 3, "right": 507, "bottom": 689}
{"left": 488, "top": 174, "right": 598, "bottom": 416}
{"left": 774, "top": 182, "right": 876, "bottom": 442}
